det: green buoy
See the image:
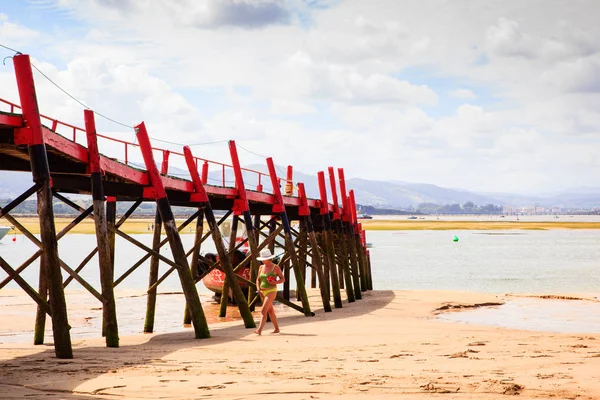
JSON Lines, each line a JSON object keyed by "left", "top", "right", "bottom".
{"left": 453, "top": 235, "right": 459, "bottom": 242}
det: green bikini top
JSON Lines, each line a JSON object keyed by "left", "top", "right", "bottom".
{"left": 259, "top": 271, "right": 277, "bottom": 289}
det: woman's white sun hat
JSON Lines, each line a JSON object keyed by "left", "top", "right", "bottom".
{"left": 256, "top": 249, "right": 276, "bottom": 261}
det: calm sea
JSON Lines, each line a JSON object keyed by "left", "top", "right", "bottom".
{"left": 1, "top": 224, "right": 599, "bottom": 340}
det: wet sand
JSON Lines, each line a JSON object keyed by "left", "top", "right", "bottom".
{"left": 1, "top": 289, "right": 599, "bottom": 399}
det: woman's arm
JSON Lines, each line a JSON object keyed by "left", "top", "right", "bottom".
{"left": 274, "top": 265, "right": 285, "bottom": 284}
{"left": 256, "top": 266, "right": 262, "bottom": 292}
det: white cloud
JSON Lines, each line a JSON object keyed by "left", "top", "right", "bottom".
{"left": 2, "top": 0, "right": 600, "bottom": 194}
{"left": 0, "top": 14, "right": 39, "bottom": 44}
{"left": 451, "top": 89, "right": 476, "bottom": 99}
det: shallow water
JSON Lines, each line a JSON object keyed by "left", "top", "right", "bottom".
{"left": 438, "top": 297, "right": 600, "bottom": 333}
{"left": 368, "top": 229, "right": 600, "bottom": 293}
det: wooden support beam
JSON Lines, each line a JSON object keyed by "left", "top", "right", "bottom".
{"left": 63, "top": 248, "right": 98, "bottom": 288}
{"left": 85, "top": 109, "right": 119, "bottom": 347}
{"left": 136, "top": 124, "right": 210, "bottom": 339}
{"left": 344, "top": 221, "right": 363, "bottom": 297}
{"left": 33, "top": 255, "right": 48, "bottom": 345}
{"left": 0, "top": 257, "right": 52, "bottom": 318}
{"left": 0, "top": 184, "right": 39, "bottom": 218}
{"left": 298, "top": 183, "right": 331, "bottom": 312}
{"left": 14, "top": 53, "right": 72, "bottom": 358}
{"left": 106, "top": 197, "right": 117, "bottom": 288}
{"left": 219, "top": 215, "right": 239, "bottom": 317}
{"left": 337, "top": 170, "right": 363, "bottom": 296}
{"left": 266, "top": 157, "right": 311, "bottom": 316}
{"left": 318, "top": 171, "right": 343, "bottom": 307}
{"left": 247, "top": 213, "right": 261, "bottom": 312}
{"left": 144, "top": 210, "right": 162, "bottom": 333}
{"left": 297, "top": 219, "right": 308, "bottom": 301}
{"left": 334, "top": 220, "right": 359, "bottom": 301}
{"left": 115, "top": 209, "right": 200, "bottom": 287}
{"left": 349, "top": 191, "right": 369, "bottom": 292}
{"left": 116, "top": 199, "right": 143, "bottom": 228}
{"left": 184, "top": 208, "right": 205, "bottom": 324}
{"left": 184, "top": 145, "right": 255, "bottom": 329}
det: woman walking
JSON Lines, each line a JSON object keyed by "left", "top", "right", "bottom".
{"left": 254, "top": 249, "right": 285, "bottom": 335}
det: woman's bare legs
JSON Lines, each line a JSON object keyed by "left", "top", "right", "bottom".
{"left": 254, "top": 291, "right": 276, "bottom": 335}
{"left": 268, "top": 305, "right": 279, "bottom": 333}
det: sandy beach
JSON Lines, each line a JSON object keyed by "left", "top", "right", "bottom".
{"left": 1, "top": 290, "right": 599, "bottom": 399}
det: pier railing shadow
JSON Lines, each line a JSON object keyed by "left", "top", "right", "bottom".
{"left": 0, "top": 290, "right": 396, "bottom": 399}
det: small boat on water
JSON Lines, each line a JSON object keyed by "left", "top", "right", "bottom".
{"left": 407, "top": 216, "right": 417, "bottom": 220}
{"left": 0, "top": 226, "right": 12, "bottom": 242}
{"left": 358, "top": 214, "right": 373, "bottom": 219}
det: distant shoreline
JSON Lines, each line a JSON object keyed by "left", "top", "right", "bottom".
{"left": 2, "top": 217, "right": 600, "bottom": 234}
{"left": 359, "top": 219, "right": 600, "bottom": 230}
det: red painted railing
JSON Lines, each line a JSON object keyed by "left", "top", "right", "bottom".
{"left": 1, "top": 96, "right": 288, "bottom": 191}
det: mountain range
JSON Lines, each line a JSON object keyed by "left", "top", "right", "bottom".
{"left": 1, "top": 167, "right": 599, "bottom": 210}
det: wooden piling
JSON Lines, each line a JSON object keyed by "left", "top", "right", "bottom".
{"left": 184, "top": 209, "right": 204, "bottom": 325}
{"left": 219, "top": 216, "right": 239, "bottom": 317}
{"left": 84, "top": 110, "right": 119, "bottom": 347}
{"left": 247, "top": 213, "right": 261, "bottom": 312}
{"left": 136, "top": 123, "right": 210, "bottom": 339}
{"left": 297, "top": 219, "right": 308, "bottom": 301}
{"left": 144, "top": 210, "right": 162, "bottom": 332}
{"left": 318, "top": 171, "right": 343, "bottom": 308}
{"left": 345, "top": 222, "right": 363, "bottom": 296}
{"left": 14, "top": 53, "right": 72, "bottom": 359}
{"left": 33, "top": 255, "right": 47, "bottom": 345}
{"left": 266, "top": 158, "right": 312, "bottom": 316}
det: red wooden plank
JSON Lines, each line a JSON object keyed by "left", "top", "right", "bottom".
{"left": 0, "top": 113, "right": 23, "bottom": 128}
{"left": 228, "top": 140, "right": 250, "bottom": 213}
{"left": 182, "top": 146, "right": 209, "bottom": 203}
{"left": 204, "top": 185, "right": 238, "bottom": 198}
{"left": 135, "top": 122, "right": 166, "bottom": 199}
{"left": 99, "top": 156, "right": 149, "bottom": 184}
{"left": 42, "top": 127, "right": 88, "bottom": 162}
{"left": 161, "top": 175, "right": 194, "bottom": 193}
{"left": 266, "top": 157, "right": 285, "bottom": 213}
{"left": 327, "top": 166, "right": 341, "bottom": 220}
{"left": 297, "top": 183, "right": 310, "bottom": 216}
{"left": 1, "top": 113, "right": 336, "bottom": 216}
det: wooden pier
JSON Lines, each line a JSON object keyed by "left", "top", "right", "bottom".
{"left": 0, "top": 54, "right": 372, "bottom": 358}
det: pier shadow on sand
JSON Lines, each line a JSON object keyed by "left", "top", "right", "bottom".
{"left": 0, "top": 290, "right": 396, "bottom": 399}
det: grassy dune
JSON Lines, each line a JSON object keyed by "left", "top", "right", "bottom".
{"left": 3, "top": 217, "right": 600, "bottom": 234}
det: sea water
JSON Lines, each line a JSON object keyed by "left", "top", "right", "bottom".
{"left": 1, "top": 228, "right": 599, "bottom": 341}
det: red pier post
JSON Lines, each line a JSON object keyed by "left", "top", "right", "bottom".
{"left": 228, "top": 140, "right": 262, "bottom": 314}
{"left": 14, "top": 53, "right": 73, "bottom": 358}
{"left": 135, "top": 122, "right": 210, "bottom": 339}
{"left": 318, "top": 171, "right": 344, "bottom": 307}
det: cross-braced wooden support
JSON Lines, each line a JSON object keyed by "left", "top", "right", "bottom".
{"left": 336, "top": 168, "right": 363, "bottom": 298}
{"left": 318, "top": 171, "right": 344, "bottom": 307}
{"left": 183, "top": 145, "right": 256, "bottom": 329}
{"left": 0, "top": 52, "right": 376, "bottom": 357}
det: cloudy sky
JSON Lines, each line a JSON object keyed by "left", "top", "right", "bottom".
{"left": 1, "top": 0, "right": 599, "bottom": 194}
